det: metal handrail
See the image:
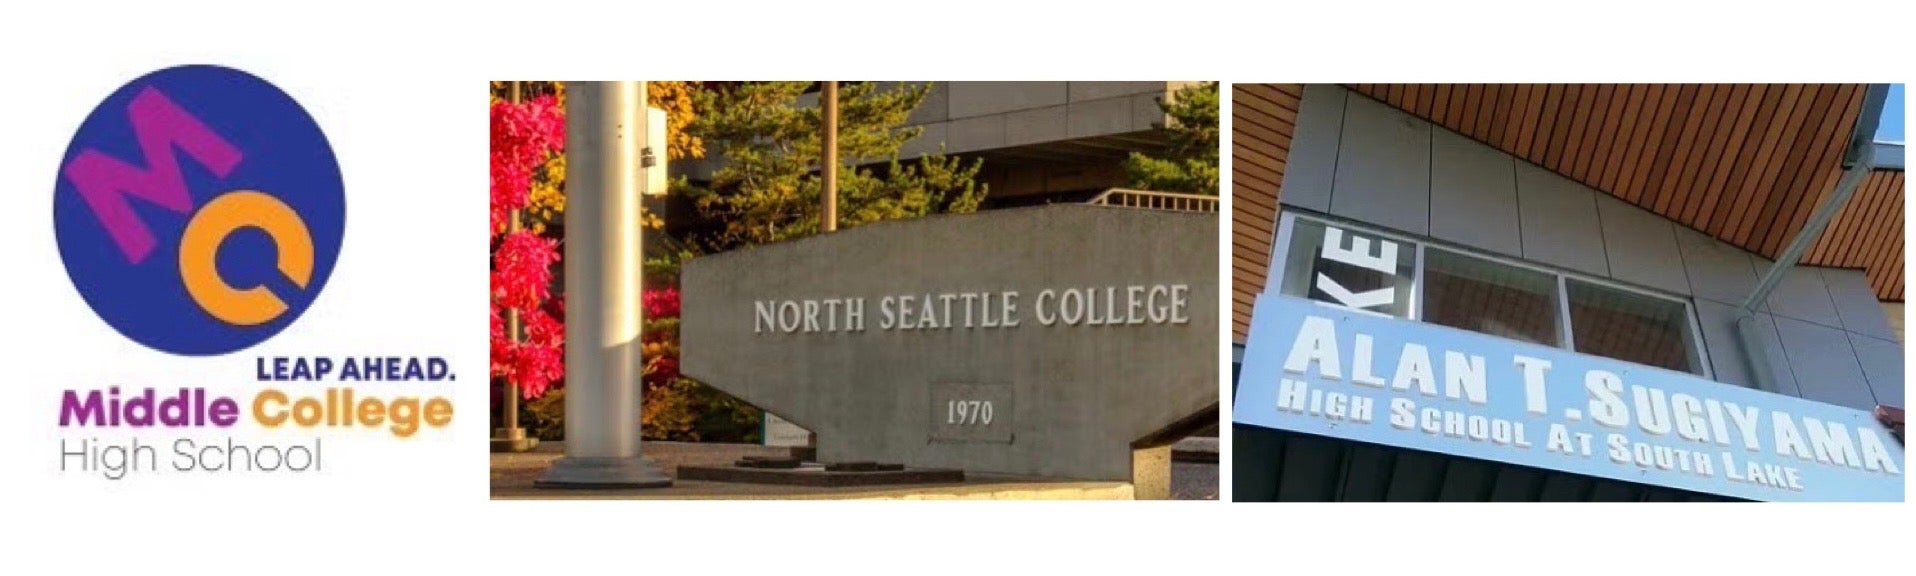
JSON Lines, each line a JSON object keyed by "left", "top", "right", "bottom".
{"left": 1084, "top": 188, "right": 1218, "bottom": 213}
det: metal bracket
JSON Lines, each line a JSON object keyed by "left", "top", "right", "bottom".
{"left": 1733, "top": 84, "right": 1890, "bottom": 392}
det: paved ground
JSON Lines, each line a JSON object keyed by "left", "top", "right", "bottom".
{"left": 494, "top": 440, "right": 1219, "bottom": 500}
{"left": 1173, "top": 436, "right": 1219, "bottom": 500}
{"left": 493, "top": 442, "right": 1136, "bottom": 500}
{"left": 1173, "top": 461, "right": 1219, "bottom": 500}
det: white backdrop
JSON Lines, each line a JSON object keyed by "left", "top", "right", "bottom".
{"left": 0, "top": 1, "right": 1909, "bottom": 575}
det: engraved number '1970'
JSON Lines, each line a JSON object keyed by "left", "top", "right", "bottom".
{"left": 945, "top": 400, "right": 994, "bottom": 426}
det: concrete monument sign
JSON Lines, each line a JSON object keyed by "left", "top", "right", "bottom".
{"left": 681, "top": 204, "right": 1217, "bottom": 486}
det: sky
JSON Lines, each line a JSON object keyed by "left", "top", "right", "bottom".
{"left": 1877, "top": 84, "right": 1903, "bottom": 143}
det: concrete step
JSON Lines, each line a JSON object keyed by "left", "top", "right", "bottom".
{"left": 1172, "top": 436, "right": 1217, "bottom": 462}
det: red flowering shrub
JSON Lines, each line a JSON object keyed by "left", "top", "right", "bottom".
{"left": 491, "top": 231, "right": 558, "bottom": 311}
{"left": 490, "top": 95, "right": 566, "bottom": 233}
{"left": 491, "top": 96, "right": 567, "bottom": 401}
{"left": 641, "top": 287, "right": 682, "bottom": 388}
{"left": 644, "top": 286, "right": 681, "bottom": 319}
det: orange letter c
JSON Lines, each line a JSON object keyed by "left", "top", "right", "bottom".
{"left": 178, "top": 190, "right": 314, "bottom": 326}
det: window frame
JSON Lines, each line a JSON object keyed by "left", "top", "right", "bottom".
{"left": 1560, "top": 275, "right": 1712, "bottom": 378}
{"left": 1268, "top": 209, "right": 1715, "bottom": 380}
{"left": 1420, "top": 242, "right": 1566, "bottom": 348}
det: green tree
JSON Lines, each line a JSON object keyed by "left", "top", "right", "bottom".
{"left": 1123, "top": 81, "right": 1220, "bottom": 194}
{"left": 685, "top": 81, "right": 986, "bottom": 249}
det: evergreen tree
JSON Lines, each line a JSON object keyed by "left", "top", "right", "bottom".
{"left": 685, "top": 82, "right": 986, "bottom": 249}
{"left": 1123, "top": 81, "right": 1220, "bottom": 194}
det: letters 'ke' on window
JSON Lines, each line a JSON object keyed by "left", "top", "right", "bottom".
{"left": 1276, "top": 215, "right": 1704, "bottom": 377}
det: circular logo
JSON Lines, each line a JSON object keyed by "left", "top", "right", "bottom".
{"left": 54, "top": 65, "right": 345, "bottom": 356}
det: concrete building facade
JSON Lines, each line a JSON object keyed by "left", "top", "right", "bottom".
{"left": 1232, "top": 84, "right": 1905, "bottom": 502}
{"left": 668, "top": 82, "right": 1223, "bottom": 494}
{"left": 678, "top": 82, "right": 1205, "bottom": 206}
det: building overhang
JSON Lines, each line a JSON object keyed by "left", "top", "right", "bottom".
{"left": 1342, "top": 84, "right": 1905, "bottom": 302}
{"left": 1232, "top": 84, "right": 1907, "bottom": 342}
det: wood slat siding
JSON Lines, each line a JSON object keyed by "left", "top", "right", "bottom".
{"left": 1346, "top": 84, "right": 1901, "bottom": 301}
{"left": 1804, "top": 170, "right": 1907, "bottom": 300}
{"left": 1232, "top": 84, "right": 1303, "bottom": 341}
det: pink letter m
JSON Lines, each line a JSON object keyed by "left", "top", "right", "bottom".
{"left": 63, "top": 86, "right": 242, "bottom": 264}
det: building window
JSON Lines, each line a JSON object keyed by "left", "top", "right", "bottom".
{"left": 1422, "top": 248, "right": 1562, "bottom": 347}
{"left": 1272, "top": 212, "right": 1709, "bottom": 378}
{"left": 1277, "top": 218, "right": 1415, "bottom": 319}
{"left": 1565, "top": 279, "right": 1703, "bottom": 375}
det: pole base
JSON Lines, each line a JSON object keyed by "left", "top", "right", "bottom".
{"left": 535, "top": 456, "right": 673, "bottom": 489}
{"left": 490, "top": 428, "right": 539, "bottom": 453}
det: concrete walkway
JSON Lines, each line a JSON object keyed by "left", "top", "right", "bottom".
{"left": 492, "top": 442, "right": 1136, "bottom": 500}
{"left": 492, "top": 441, "right": 1218, "bottom": 500}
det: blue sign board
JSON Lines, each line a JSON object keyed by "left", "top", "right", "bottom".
{"left": 1234, "top": 293, "right": 1905, "bottom": 502}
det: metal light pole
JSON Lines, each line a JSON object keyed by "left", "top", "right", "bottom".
{"left": 799, "top": 81, "right": 840, "bottom": 459}
{"left": 821, "top": 81, "right": 838, "bottom": 233}
{"left": 537, "top": 81, "right": 671, "bottom": 488}
{"left": 492, "top": 81, "right": 536, "bottom": 453}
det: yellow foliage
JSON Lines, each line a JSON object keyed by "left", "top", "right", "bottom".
{"left": 524, "top": 387, "right": 566, "bottom": 441}
{"left": 492, "top": 81, "right": 701, "bottom": 229}
{"left": 525, "top": 154, "right": 565, "bottom": 233}
{"left": 646, "top": 81, "right": 703, "bottom": 160}
{"left": 640, "top": 376, "right": 700, "bottom": 440}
